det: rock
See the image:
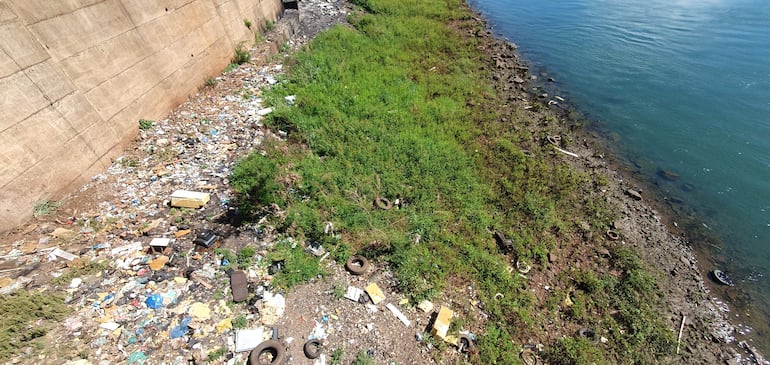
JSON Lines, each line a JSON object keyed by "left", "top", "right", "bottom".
{"left": 626, "top": 189, "right": 643, "bottom": 201}
{"left": 513, "top": 76, "right": 525, "bottom": 84}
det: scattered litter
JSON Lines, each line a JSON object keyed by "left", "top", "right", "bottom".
{"left": 417, "top": 300, "right": 434, "bottom": 313}
{"left": 50, "top": 248, "right": 78, "bottom": 261}
{"left": 170, "top": 316, "right": 192, "bottom": 338}
{"left": 235, "top": 327, "right": 265, "bottom": 352}
{"left": 386, "top": 303, "right": 411, "bottom": 326}
{"left": 170, "top": 190, "right": 210, "bottom": 208}
{"left": 149, "top": 237, "right": 171, "bottom": 251}
{"left": 189, "top": 302, "right": 212, "bottom": 321}
{"left": 194, "top": 230, "right": 218, "bottom": 248}
{"left": 432, "top": 306, "right": 456, "bottom": 344}
{"left": 345, "top": 286, "right": 363, "bottom": 302}
{"left": 261, "top": 292, "right": 286, "bottom": 325}
{"left": 365, "top": 283, "right": 386, "bottom": 304}
{"left": 145, "top": 294, "right": 163, "bottom": 309}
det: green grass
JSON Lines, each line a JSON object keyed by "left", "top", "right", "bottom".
{"left": 232, "top": 0, "right": 676, "bottom": 362}
{"left": 51, "top": 260, "right": 108, "bottom": 286}
{"left": 269, "top": 238, "right": 323, "bottom": 289}
{"left": 352, "top": 351, "right": 374, "bottom": 365}
{"left": 138, "top": 119, "right": 153, "bottom": 130}
{"left": 232, "top": 42, "right": 250, "bottom": 65}
{"left": 33, "top": 199, "right": 60, "bottom": 218}
{"left": 0, "top": 290, "right": 70, "bottom": 361}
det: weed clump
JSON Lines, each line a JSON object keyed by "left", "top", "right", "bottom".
{"left": 0, "top": 290, "right": 70, "bottom": 361}
{"left": 230, "top": 152, "right": 279, "bottom": 217}
{"left": 232, "top": 42, "right": 250, "bottom": 65}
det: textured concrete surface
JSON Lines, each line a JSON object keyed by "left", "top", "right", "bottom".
{"left": 0, "top": 0, "right": 284, "bottom": 231}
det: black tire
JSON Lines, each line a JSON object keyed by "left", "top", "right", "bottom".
{"left": 345, "top": 255, "right": 369, "bottom": 275}
{"left": 458, "top": 334, "right": 475, "bottom": 353}
{"left": 249, "top": 340, "right": 286, "bottom": 364}
{"left": 303, "top": 339, "right": 323, "bottom": 359}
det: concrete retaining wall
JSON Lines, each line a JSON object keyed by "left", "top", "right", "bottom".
{"left": 0, "top": 0, "right": 284, "bottom": 231}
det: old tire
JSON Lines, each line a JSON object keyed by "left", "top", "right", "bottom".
{"left": 303, "top": 339, "right": 323, "bottom": 359}
{"left": 249, "top": 340, "right": 286, "bottom": 364}
{"left": 458, "top": 334, "right": 475, "bottom": 353}
{"left": 374, "top": 197, "right": 393, "bottom": 210}
{"left": 346, "top": 255, "right": 369, "bottom": 275}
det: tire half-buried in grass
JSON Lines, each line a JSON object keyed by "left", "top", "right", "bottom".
{"left": 346, "top": 255, "right": 369, "bottom": 275}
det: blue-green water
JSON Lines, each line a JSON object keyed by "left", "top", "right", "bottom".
{"left": 468, "top": 0, "right": 770, "bottom": 348}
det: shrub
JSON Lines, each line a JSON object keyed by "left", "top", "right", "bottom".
{"left": 230, "top": 152, "right": 279, "bottom": 216}
{"left": 138, "top": 119, "right": 153, "bottom": 130}
{"left": 232, "top": 42, "right": 250, "bottom": 65}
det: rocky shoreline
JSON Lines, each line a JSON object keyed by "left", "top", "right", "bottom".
{"left": 469, "top": 8, "right": 767, "bottom": 364}
{"left": 0, "top": 0, "right": 766, "bottom": 364}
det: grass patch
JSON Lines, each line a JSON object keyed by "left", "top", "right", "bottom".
{"left": 33, "top": 199, "right": 60, "bottom": 218}
{"left": 232, "top": 42, "right": 250, "bottom": 65}
{"left": 234, "top": 0, "right": 677, "bottom": 362}
{"left": 269, "top": 238, "right": 323, "bottom": 289}
{"left": 352, "top": 350, "right": 374, "bottom": 365}
{"left": 138, "top": 119, "right": 153, "bottom": 130}
{"left": 51, "top": 260, "right": 108, "bottom": 286}
{"left": 0, "top": 290, "right": 70, "bottom": 361}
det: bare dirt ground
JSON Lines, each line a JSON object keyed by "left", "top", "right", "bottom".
{"left": 0, "top": 1, "right": 766, "bottom": 365}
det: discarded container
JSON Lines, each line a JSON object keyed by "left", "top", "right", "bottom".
{"left": 344, "top": 286, "right": 363, "bottom": 302}
{"left": 50, "top": 248, "right": 78, "bottom": 261}
{"left": 149, "top": 238, "right": 171, "bottom": 253}
{"left": 170, "top": 190, "right": 210, "bottom": 208}
{"left": 194, "top": 230, "right": 217, "bottom": 248}
{"left": 431, "top": 306, "right": 454, "bottom": 342}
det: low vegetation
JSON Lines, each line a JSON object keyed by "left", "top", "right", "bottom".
{"left": 230, "top": 0, "right": 675, "bottom": 362}
{"left": 0, "top": 290, "right": 70, "bottom": 362}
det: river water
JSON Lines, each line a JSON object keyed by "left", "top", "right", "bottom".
{"left": 467, "top": 0, "right": 770, "bottom": 352}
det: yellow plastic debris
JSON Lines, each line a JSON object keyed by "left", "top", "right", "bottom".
{"left": 365, "top": 283, "right": 386, "bottom": 304}
{"left": 216, "top": 318, "right": 233, "bottom": 333}
{"left": 398, "top": 298, "right": 409, "bottom": 306}
{"left": 189, "top": 302, "right": 212, "bottom": 321}
{"left": 170, "top": 190, "right": 210, "bottom": 208}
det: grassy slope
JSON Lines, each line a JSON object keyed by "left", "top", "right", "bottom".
{"left": 232, "top": 0, "right": 676, "bottom": 363}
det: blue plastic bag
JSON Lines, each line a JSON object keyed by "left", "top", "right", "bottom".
{"left": 145, "top": 294, "right": 162, "bottom": 309}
